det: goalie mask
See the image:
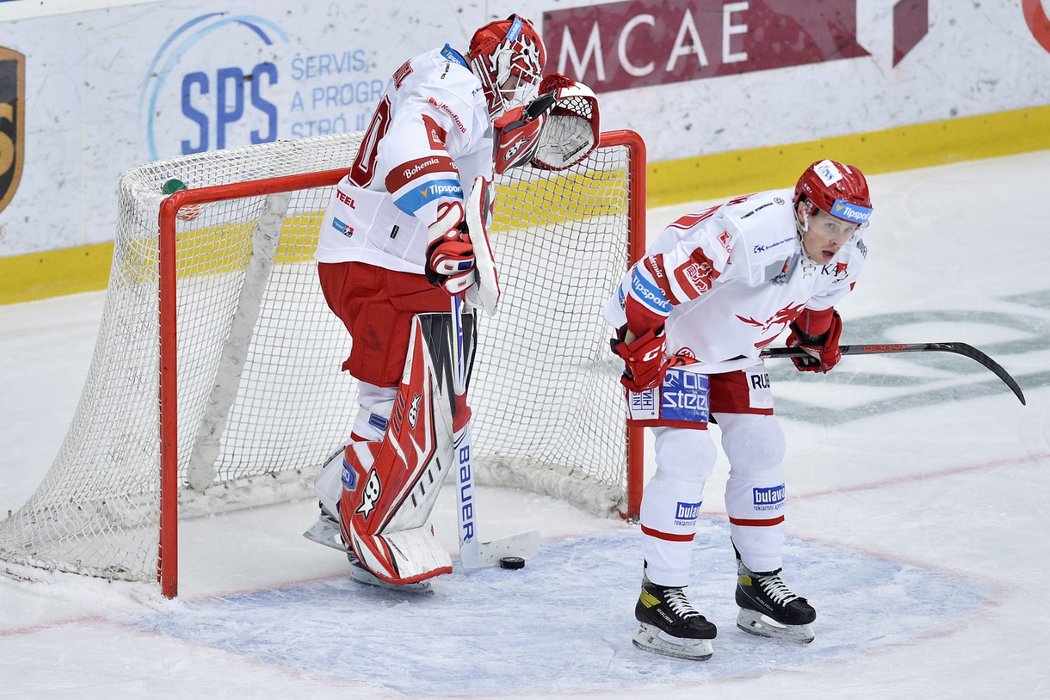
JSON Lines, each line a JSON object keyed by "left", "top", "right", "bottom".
{"left": 793, "top": 159, "right": 872, "bottom": 230}
{"left": 468, "top": 14, "right": 546, "bottom": 120}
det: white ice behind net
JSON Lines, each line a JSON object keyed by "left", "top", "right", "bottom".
{"left": 0, "top": 132, "right": 634, "bottom": 583}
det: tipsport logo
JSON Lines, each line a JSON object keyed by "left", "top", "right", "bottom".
{"left": 832, "top": 198, "right": 872, "bottom": 225}
{"left": 139, "top": 14, "right": 288, "bottom": 160}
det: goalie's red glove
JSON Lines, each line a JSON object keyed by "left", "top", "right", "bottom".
{"left": 611, "top": 326, "right": 669, "bottom": 393}
{"left": 425, "top": 201, "right": 475, "bottom": 295}
{"left": 786, "top": 310, "right": 843, "bottom": 373}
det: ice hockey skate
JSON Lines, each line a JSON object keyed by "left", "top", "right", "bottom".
{"left": 303, "top": 502, "right": 433, "bottom": 595}
{"left": 632, "top": 576, "right": 717, "bottom": 660}
{"left": 735, "top": 560, "right": 815, "bottom": 643}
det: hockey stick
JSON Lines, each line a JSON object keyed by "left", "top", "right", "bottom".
{"left": 760, "top": 342, "right": 1026, "bottom": 405}
{"left": 450, "top": 293, "right": 540, "bottom": 569}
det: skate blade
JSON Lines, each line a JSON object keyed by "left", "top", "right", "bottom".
{"left": 349, "top": 563, "right": 434, "bottom": 595}
{"left": 736, "top": 608, "right": 814, "bottom": 644}
{"left": 632, "top": 623, "right": 714, "bottom": 660}
{"left": 302, "top": 516, "right": 350, "bottom": 553}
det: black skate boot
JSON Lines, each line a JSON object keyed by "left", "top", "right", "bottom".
{"left": 633, "top": 576, "right": 717, "bottom": 660}
{"left": 735, "top": 559, "right": 816, "bottom": 643}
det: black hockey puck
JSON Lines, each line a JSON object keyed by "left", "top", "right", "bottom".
{"left": 499, "top": 556, "right": 526, "bottom": 570}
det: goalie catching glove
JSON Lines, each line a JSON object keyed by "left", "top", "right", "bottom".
{"left": 492, "top": 73, "right": 600, "bottom": 174}
{"left": 425, "top": 201, "right": 475, "bottom": 295}
{"left": 531, "top": 73, "right": 600, "bottom": 172}
{"left": 786, "top": 308, "right": 843, "bottom": 373}
{"left": 611, "top": 325, "right": 669, "bottom": 393}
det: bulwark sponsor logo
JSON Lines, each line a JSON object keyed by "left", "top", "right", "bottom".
{"left": 0, "top": 46, "right": 25, "bottom": 214}
{"left": 674, "top": 500, "right": 701, "bottom": 526}
{"left": 753, "top": 484, "right": 785, "bottom": 511}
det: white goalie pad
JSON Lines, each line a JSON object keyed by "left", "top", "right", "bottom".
{"left": 531, "top": 74, "right": 601, "bottom": 172}
{"left": 339, "top": 313, "right": 461, "bottom": 585}
{"left": 347, "top": 525, "right": 452, "bottom": 585}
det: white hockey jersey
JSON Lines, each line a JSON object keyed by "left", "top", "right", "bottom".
{"left": 604, "top": 189, "right": 871, "bottom": 374}
{"left": 316, "top": 45, "right": 494, "bottom": 274}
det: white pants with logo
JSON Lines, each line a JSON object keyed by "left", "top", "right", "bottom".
{"left": 640, "top": 412, "right": 787, "bottom": 587}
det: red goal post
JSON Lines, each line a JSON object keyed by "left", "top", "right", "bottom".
{"left": 0, "top": 130, "right": 646, "bottom": 598}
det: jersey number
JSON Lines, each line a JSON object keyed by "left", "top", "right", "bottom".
{"left": 349, "top": 96, "right": 392, "bottom": 188}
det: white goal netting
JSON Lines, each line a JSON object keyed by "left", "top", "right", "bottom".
{"left": 0, "top": 131, "right": 641, "bottom": 585}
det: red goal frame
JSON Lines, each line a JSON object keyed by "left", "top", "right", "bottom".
{"left": 157, "top": 130, "right": 647, "bottom": 598}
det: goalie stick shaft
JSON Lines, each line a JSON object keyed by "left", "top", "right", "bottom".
{"left": 449, "top": 294, "right": 540, "bottom": 569}
{"left": 449, "top": 294, "right": 477, "bottom": 556}
{"left": 759, "top": 342, "right": 1026, "bottom": 405}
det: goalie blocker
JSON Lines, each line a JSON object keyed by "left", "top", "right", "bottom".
{"left": 492, "top": 72, "right": 600, "bottom": 174}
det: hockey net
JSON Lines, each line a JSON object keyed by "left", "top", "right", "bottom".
{"left": 0, "top": 130, "right": 645, "bottom": 594}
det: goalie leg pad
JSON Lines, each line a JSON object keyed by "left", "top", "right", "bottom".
{"left": 339, "top": 314, "right": 457, "bottom": 584}
{"left": 312, "top": 391, "right": 394, "bottom": 536}
{"left": 345, "top": 526, "right": 452, "bottom": 585}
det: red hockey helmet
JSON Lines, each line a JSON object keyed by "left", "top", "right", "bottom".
{"left": 794, "top": 159, "right": 873, "bottom": 227}
{"left": 468, "top": 14, "right": 546, "bottom": 120}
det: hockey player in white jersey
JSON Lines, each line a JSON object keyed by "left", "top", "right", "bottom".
{"left": 605, "top": 159, "right": 873, "bottom": 659}
{"left": 306, "top": 15, "right": 600, "bottom": 590}
{"left": 309, "top": 14, "right": 547, "bottom": 589}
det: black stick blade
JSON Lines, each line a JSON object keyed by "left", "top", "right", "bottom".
{"left": 760, "top": 342, "right": 1026, "bottom": 405}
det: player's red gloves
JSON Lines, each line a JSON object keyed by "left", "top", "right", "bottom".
{"left": 786, "top": 310, "right": 843, "bottom": 373}
{"left": 426, "top": 201, "right": 475, "bottom": 295}
{"left": 611, "top": 326, "right": 669, "bottom": 392}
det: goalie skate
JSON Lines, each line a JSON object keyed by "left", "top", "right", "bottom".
{"left": 302, "top": 503, "right": 346, "bottom": 552}
{"left": 303, "top": 504, "right": 434, "bottom": 594}
{"left": 735, "top": 563, "right": 816, "bottom": 644}
{"left": 632, "top": 578, "right": 716, "bottom": 661}
{"left": 346, "top": 553, "right": 433, "bottom": 595}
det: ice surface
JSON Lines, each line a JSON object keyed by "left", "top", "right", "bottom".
{"left": 2, "top": 152, "right": 1049, "bottom": 698}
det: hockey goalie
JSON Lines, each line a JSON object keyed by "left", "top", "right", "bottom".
{"left": 304, "top": 13, "right": 601, "bottom": 591}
